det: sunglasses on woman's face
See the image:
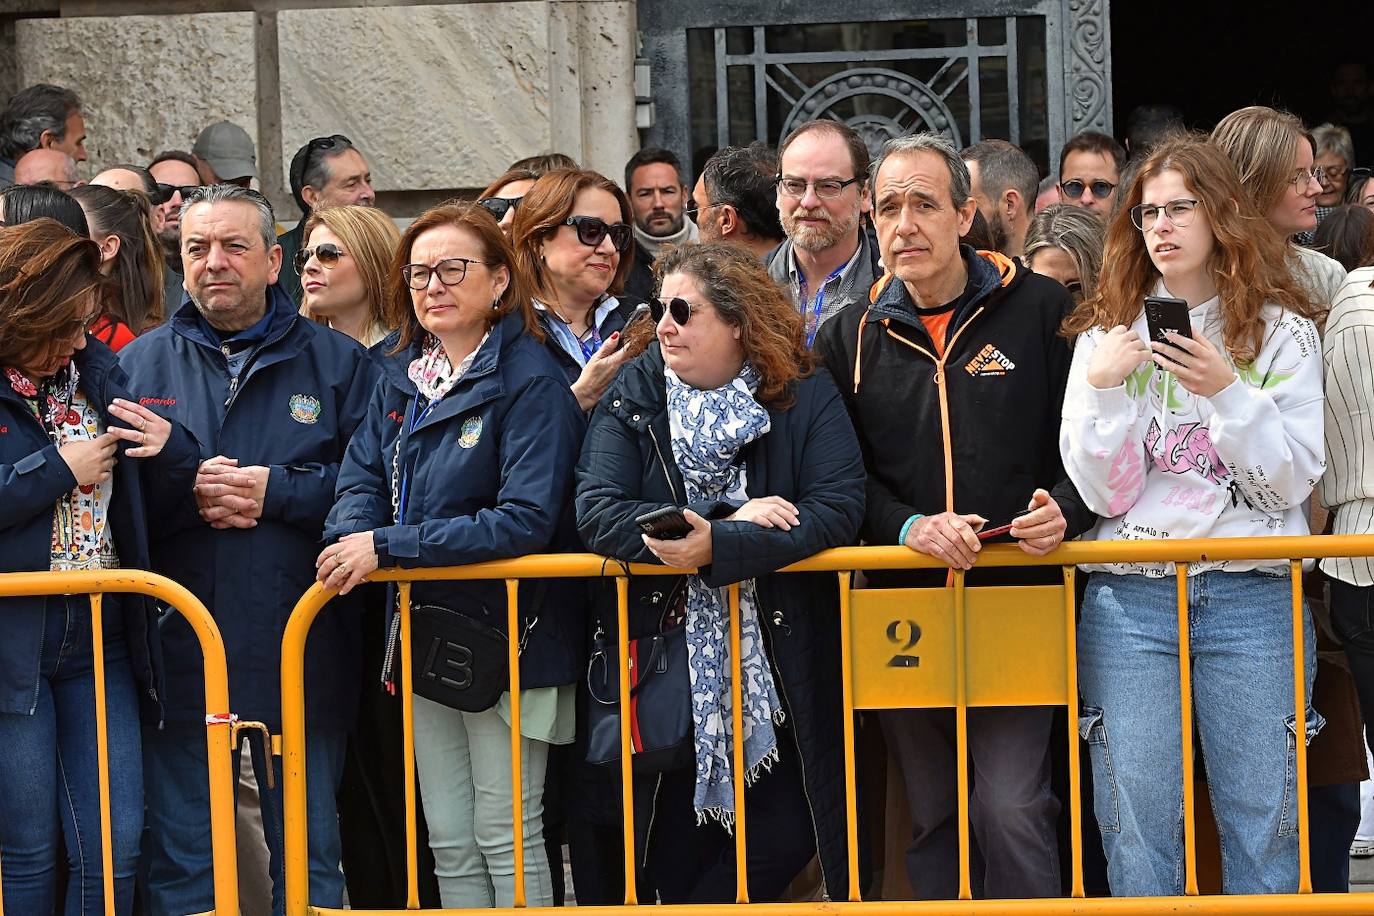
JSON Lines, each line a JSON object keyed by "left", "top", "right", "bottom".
{"left": 293, "top": 243, "right": 346, "bottom": 275}
{"left": 478, "top": 196, "right": 521, "bottom": 221}
{"left": 649, "top": 296, "right": 697, "bottom": 326}
{"left": 564, "top": 215, "right": 632, "bottom": 252}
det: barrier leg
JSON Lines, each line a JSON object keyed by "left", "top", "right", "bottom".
{"left": 1291, "top": 560, "right": 1311, "bottom": 894}
{"left": 838, "top": 571, "right": 862, "bottom": 901}
{"left": 506, "top": 579, "right": 526, "bottom": 908}
{"left": 1063, "top": 567, "right": 1084, "bottom": 898}
{"left": 89, "top": 593, "right": 116, "bottom": 916}
{"left": 729, "top": 583, "right": 749, "bottom": 904}
{"left": 954, "top": 570, "right": 971, "bottom": 900}
{"left": 399, "top": 583, "right": 420, "bottom": 910}
{"left": 615, "top": 576, "right": 638, "bottom": 906}
{"left": 1176, "top": 564, "right": 1199, "bottom": 896}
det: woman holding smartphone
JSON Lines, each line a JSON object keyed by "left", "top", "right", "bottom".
{"left": 1059, "top": 136, "right": 1325, "bottom": 896}
{"left": 575, "top": 242, "right": 865, "bottom": 902}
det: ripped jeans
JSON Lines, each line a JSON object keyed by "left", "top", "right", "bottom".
{"left": 1077, "top": 569, "right": 1319, "bottom": 896}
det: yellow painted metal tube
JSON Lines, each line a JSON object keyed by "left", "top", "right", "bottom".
{"left": 506, "top": 579, "right": 526, "bottom": 909}
{"left": 953, "top": 571, "right": 971, "bottom": 901}
{"left": 1062, "top": 567, "right": 1084, "bottom": 898}
{"left": 0, "top": 569, "right": 237, "bottom": 916}
{"left": 1175, "top": 566, "right": 1198, "bottom": 896}
{"left": 728, "top": 583, "right": 749, "bottom": 904}
{"left": 282, "top": 581, "right": 327, "bottom": 916}
{"left": 90, "top": 593, "right": 116, "bottom": 916}
{"left": 1291, "top": 561, "right": 1311, "bottom": 894}
{"left": 615, "top": 576, "right": 637, "bottom": 906}
{"left": 838, "top": 571, "right": 862, "bottom": 901}
{"left": 399, "top": 583, "right": 420, "bottom": 910}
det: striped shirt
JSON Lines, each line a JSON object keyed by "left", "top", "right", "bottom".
{"left": 1320, "top": 266, "right": 1374, "bottom": 585}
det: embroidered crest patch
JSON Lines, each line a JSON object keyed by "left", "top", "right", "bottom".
{"left": 458, "top": 416, "right": 483, "bottom": 448}
{"left": 288, "top": 394, "right": 322, "bottom": 424}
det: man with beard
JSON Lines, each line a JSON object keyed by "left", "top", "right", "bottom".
{"left": 148, "top": 150, "right": 203, "bottom": 314}
{"left": 623, "top": 146, "right": 698, "bottom": 300}
{"left": 961, "top": 139, "right": 1038, "bottom": 257}
{"left": 765, "top": 120, "right": 880, "bottom": 347}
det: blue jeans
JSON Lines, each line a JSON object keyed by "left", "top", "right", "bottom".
{"left": 141, "top": 723, "right": 347, "bottom": 916}
{"left": 0, "top": 596, "right": 143, "bottom": 916}
{"left": 1078, "top": 569, "right": 1319, "bottom": 896}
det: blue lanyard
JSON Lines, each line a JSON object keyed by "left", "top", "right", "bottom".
{"left": 798, "top": 264, "right": 845, "bottom": 348}
{"left": 578, "top": 325, "right": 602, "bottom": 363}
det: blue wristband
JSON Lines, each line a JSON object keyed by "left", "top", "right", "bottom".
{"left": 899, "top": 514, "right": 924, "bottom": 545}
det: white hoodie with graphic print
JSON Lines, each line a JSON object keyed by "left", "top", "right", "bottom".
{"left": 1060, "top": 290, "right": 1325, "bottom": 577}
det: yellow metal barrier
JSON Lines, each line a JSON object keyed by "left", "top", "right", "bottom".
{"left": 0, "top": 568, "right": 239, "bottom": 916}
{"left": 280, "top": 536, "right": 1374, "bottom": 915}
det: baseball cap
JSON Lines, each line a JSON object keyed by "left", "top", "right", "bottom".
{"left": 192, "top": 121, "right": 258, "bottom": 182}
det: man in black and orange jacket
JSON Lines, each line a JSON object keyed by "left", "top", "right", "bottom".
{"left": 816, "top": 133, "right": 1095, "bottom": 900}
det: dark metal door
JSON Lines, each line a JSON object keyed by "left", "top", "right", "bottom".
{"left": 638, "top": 0, "right": 1112, "bottom": 176}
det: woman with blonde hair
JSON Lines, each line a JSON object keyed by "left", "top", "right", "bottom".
{"left": 1060, "top": 136, "right": 1323, "bottom": 896}
{"left": 296, "top": 204, "right": 400, "bottom": 347}
{"left": 1023, "top": 203, "right": 1106, "bottom": 304}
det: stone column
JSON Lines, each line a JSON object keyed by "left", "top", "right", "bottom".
{"left": 548, "top": 0, "right": 638, "bottom": 180}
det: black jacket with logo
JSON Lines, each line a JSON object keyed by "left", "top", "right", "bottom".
{"left": 815, "top": 246, "right": 1095, "bottom": 585}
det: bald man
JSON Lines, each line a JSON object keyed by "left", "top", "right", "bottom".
{"left": 13, "top": 148, "right": 79, "bottom": 189}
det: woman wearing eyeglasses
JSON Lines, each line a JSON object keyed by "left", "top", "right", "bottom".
{"left": 0, "top": 219, "right": 198, "bottom": 915}
{"left": 478, "top": 168, "right": 539, "bottom": 237}
{"left": 297, "top": 204, "right": 400, "bottom": 347}
{"left": 1060, "top": 137, "right": 1326, "bottom": 896}
{"left": 575, "top": 242, "right": 865, "bottom": 902}
{"left": 1212, "top": 107, "right": 1348, "bottom": 319}
{"left": 319, "top": 202, "right": 585, "bottom": 909}
{"left": 511, "top": 169, "right": 641, "bottom": 412}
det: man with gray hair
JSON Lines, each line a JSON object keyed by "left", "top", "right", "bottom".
{"left": 278, "top": 134, "right": 376, "bottom": 304}
{"left": 816, "top": 132, "right": 1093, "bottom": 900}
{"left": 961, "top": 139, "right": 1039, "bottom": 257}
{"left": 118, "top": 184, "right": 376, "bottom": 915}
{"left": 0, "top": 83, "right": 86, "bottom": 187}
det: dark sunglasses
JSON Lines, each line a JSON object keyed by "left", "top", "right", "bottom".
{"left": 565, "top": 215, "right": 632, "bottom": 252}
{"left": 649, "top": 296, "right": 696, "bottom": 326}
{"left": 155, "top": 183, "right": 200, "bottom": 205}
{"left": 1060, "top": 178, "right": 1116, "bottom": 200}
{"left": 478, "top": 196, "right": 521, "bottom": 221}
{"left": 293, "top": 243, "right": 346, "bottom": 275}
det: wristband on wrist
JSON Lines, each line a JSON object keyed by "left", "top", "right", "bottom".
{"left": 899, "top": 514, "right": 924, "bottom": 545}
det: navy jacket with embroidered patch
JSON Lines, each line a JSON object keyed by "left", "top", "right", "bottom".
{"left": 0, "top": 339, "right": 200, "bottom": 717}
{"left": 326, "top": 313, "right": 587, "bottom": 689}
{"left": 118, "top": 285, "right": 376, "bottom": 729}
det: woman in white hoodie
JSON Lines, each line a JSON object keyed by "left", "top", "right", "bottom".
{"left": 1059, "top": 137, "right": 1326, "bottom": 897}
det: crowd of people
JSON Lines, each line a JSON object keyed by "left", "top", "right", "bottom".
{"left": 2, "top": 71, "right": 1374, "bottom": 916}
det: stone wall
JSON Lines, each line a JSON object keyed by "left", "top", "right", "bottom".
{"left": 8, "top": 1, "right": 637, "bottom": 218}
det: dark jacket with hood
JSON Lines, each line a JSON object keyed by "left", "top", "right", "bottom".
{"left": 117, "top": 284, "right": 376, "bottom": 729}
{"left": 326, "top": 312, "right": 587, "bottom": 689}
{"left": 575, "top": 342, "right": 867, "bottom": 899}
{"left": 0, "top": 338, "right": 200, "bottom": 717}
{"left": 815, "top": 246, "right": 1095, "bottom": 587}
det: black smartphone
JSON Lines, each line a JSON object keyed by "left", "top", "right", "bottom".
{"left": 1144, "top": 296, "right": 1192, "bottom": 344}
{"left": 635, "top": 505, "right": 694, "bottom": 540}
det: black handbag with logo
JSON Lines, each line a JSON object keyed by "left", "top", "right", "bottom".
{"left": 585, "top": 577, "right": 693, "bottom": 773}
{"left": 409, "top": 603, "right": 510, "bottom": 712}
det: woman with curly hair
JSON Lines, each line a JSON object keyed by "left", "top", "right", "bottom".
{"left": 575, "top": 242, "right": 866, "bottom": 902}
{"left": 1060, "top": 136, "right": 1324, "bottom": 896}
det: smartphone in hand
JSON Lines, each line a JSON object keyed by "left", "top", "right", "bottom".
{"left": 635, "top": 506, "right": 694, "bottom": 540}
{"left": 977, "top": 508, "right": 1034, "bottom": 541}
{"left": 1144, "top": 295, "right": 1192, "bottom": 344}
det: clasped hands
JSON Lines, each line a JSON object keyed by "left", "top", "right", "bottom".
{"left": 195, "top": 456, "right": 269, "bottom": 529}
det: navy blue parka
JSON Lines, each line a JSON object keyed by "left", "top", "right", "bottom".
{"left": 325, "top": 312, "right": 587, "bottom": 689}
{"left": 118, "top": 286, "right": 376, "bottom": 730}
{"left": 0, "top": 339, "right": 200, "bottom": 717}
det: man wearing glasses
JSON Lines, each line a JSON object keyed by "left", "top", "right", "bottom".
{"left": 1056, "top": 131, "right": 1127, "bottom": 216}
{"left": 118, "top": 184, "right": 376, "bottom": 916}
{"left": 765, "top": 119, "right": 882, "bottom": 348}
{"left": 279, "top": 134, "right": 377, "bottom": 304}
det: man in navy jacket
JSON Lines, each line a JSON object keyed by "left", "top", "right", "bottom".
{"left": 119, "top": 184, "right": 376, "bottom": 915}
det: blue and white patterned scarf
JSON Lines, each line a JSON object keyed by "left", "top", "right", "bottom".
{"left": 665, "top": 363, "right": 785, "bottom": 828}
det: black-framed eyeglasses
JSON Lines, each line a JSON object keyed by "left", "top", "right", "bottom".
{"left": 649, "top": 296, "right": 698, "bottom": 326}
{"left": 564, "top": 215, "right": 632, "bottom": 252}
{"left": 401, "top": 257, "right": 490, "bottom": 291}
{"left": 775, "top": 175, "right": 861, "bottom": 199}
{"left": 1060, "top": 178, "right": 1116, "bottom": 200}
{"left": 1130, "top": 197, "right": 1199, "bottom": 232}
{"left": 294, "top": 243, "right": 346, "bottom": 275}
{"left": 684, "top": 201, "right": 720, "bottom": 224}
{"left": 155, "top": 183, "right": 200, "bottom": 205}
{"left": 478, "top": 197, "right": 521, "bottom": 221}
